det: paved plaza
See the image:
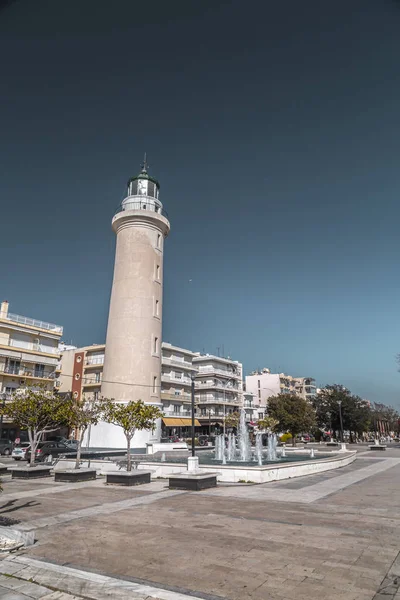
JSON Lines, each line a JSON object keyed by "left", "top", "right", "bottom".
{"left": 0, "top": 448, "right": 399, "bottom": 599}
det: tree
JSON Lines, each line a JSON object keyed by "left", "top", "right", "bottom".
{"left": 1, "top": 385, "right": 68, "bottom": 466}
{"left": 103, "top": 400, "right": 162, "bottom": 471}
{"left": 267, "top": 394, "right": 316, "bottom": 446}
{"left": 313, "top": 385, "right": 371, "bottom": 441}
{"left": 370, "top": 402, "right": 399, "bottom": 436}
{"left": 63, "top": 395, "right": 108, "bottom": 469}
{"left": 257, "top": 416, "right": 279, "bottom": 431}
{"left": 225, "top": 411, "right": 240, "bottom": 431}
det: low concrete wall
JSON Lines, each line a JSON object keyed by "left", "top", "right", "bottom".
{"left": 55, "top": 452, "right": 357, "bottom": 484}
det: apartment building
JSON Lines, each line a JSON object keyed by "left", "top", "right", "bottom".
{"left": 57, "top": 344, "right": 105, "bottom": 403}
{"left": 160, "top": 342, "right": 200, "bottom": 439}
{"left": 0, "top": 300, "right": 63, "bottom": 440}
{"left": 58, "top": 343, "right": 244, "bottom": 443}
{"left": 193, "top": 353, "right": 243, "bottom": 433}
{"left": 245, "top": 368, "right": 317, "bottom": 412}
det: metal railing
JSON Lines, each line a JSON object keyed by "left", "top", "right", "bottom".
{"left": 0, "top": 365, "right": 56, "bottom": 379}
{"left": 162, "top": 357, "right": 197, "bottom": 371}
{"left": 3, "top": 339, "right": 60, "bottom": 355}
{"left": 196, "top": 367, "right": 240, "bottom": 378}
{"left": 85, "top": 357, "right": 104, "bottom": 366}
{"left": 163, "top": 410, "right": 192, "bottom": 418}
{"left": 160, "top": 393, "right": 192, "bottom": 402}
{"left": 114, "top": 200, "right": 169, "bottom": 221}
{"left": 161, "top": 374, "right": 192, "bottom": 385}
{"left": 1, "top": 312, "right": 63, "bottom": 334}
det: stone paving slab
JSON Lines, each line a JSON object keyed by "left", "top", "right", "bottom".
{"left": 0, "top": 556, "right": 217, "bottom": 600}
{"left": 0, "top": 452, "right": 399, "bottom": 600}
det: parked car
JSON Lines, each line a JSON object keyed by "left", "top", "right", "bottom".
{"left": 11, "top": 443, "right": 30, "bottom": 461}
{"left": 63, "top": 439, "right": 79, "bottom": 450}
{"left": 25, "top": 441, "right": 75, "bottom": 463}
{"left": 0, "top": 440, "right": 14, "bottom": 456}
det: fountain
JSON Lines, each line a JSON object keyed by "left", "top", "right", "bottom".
{"left": 227, "top": 433, "right": 236, "bottom": 461}
{"left": 267, "top": 433, "right": 277, "bottom": 461}
{"left": 215, "top": 434, "right": 224, "bottom": 461}
{"left": 255, "top": 432, "right": 263, "bottom": 466}
{"left": 238, "top": 408, "right": 252, "bottom": 462}
{"left": 310, "top": 448, "right": 315, "bottom": 458}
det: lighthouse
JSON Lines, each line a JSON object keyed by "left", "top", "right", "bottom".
{"left": 89, "top": 157, "right": 170, "bottom": 448}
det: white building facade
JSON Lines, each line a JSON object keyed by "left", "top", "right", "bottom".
{"left": 245, "top": 368, "right": 317, "bottom": 412}
{"left": 0, "top": 301, "right": 63, "bottom": 440}
{"left": 194, "top": 354, "right": 243, "bottom": 433}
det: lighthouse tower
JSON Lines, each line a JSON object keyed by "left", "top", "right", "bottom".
{"left": 89, "top": 158, "right": 170, "bottom": 448}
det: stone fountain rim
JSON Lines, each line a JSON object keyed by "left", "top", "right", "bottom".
{"left": 138, "top": 450, "right": 357, "bottom": 471}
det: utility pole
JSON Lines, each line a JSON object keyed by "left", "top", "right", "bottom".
{"left": 338, "top": 400, "right": 344, "bottom": 443}
{"left": 191, "top": 375, "right": 195, "bottom": 457}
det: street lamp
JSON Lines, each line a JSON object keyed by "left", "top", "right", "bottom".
{"left": 338, "top": 400, "right": 344, "bottom": 443}
{"left": 190, "top": 374, "right": 196, "bottom": 457}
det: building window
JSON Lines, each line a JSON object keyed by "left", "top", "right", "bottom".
{"left": 258, "top": 412, "right": 264, "bottom": 419}
{"left": 258, "top": 380, "right": 260, "bottom": 389}
{"left": 5, "top": 359, "right": 20, "bottom": 375}
{"left": 156, "top": 265, "right": 160, "bottom": 280}
{"left": 153, "top": 376, "right": 157, "bottom": 394}
{"left": 157, "top": 234, "right": 161, "bottom": 249}
{"left": 174, "top": 371, "right": 182, "bottom": 380}
{"left": 94, "top": 391, "right": 99, "bottom": 401}
{"left": 154, "top": 337, "right": 158, "bottom": 354}
{"left": 173, "top": 405, "right": 180, "bottom": 414}
{"left": 174, "top": 390, "right": 181, "bottom": 396}
{"left": 258, "top": 390, "right": 261, "bottom": 399}
{"left": 155, "top": 299, "right": 159, "bottom": 316}
{"left": 95, "top": 372, "right": 101, "bottom": 383}
{"left": 34, "top": 364, "right": 45, "bottom": 378}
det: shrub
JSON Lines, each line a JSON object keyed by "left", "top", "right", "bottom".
{"left": 280, "top": 433, "right": 293, "bottom": 443}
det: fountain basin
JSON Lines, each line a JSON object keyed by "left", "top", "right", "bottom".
{"left": 136, "top": 451, "right": 357, "bottom": 484}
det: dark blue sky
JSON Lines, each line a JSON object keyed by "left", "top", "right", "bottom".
{"left": 1, "top": 0, "right": 400, "bottom": 404}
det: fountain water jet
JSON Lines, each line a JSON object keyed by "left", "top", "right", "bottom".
{"left": 267, "top": 433, "right": 277, "bottom": 461}
{"left": 255, "top": 432, "right": 263, "bottom": 466}
{"left": 238, "top": 409, "right": 251, "bottom": 462}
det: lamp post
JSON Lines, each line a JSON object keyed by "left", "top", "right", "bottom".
{"left": 0, "top": 393, "right": 5, "bottom": 441}
{"left": 338, "top": 400, "right": 344, "bottom": 443}
{"left": 191, "top": 375, "right": 195, "bottom": 457}
{"left": 214, "top": 377, "right": 237, "bottom": 436}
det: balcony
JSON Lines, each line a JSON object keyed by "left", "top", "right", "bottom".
{"left": 161, "top": 392, "right": 192, "bottom": 403}
{"left": 85, "top": 357, "right": 104, "bottom": 367}
{"left": 1, "top": 312, "right": 63, "bottom": 335}
{"left": 161, "top": 373, "right": 192, "bottom": 385}
{"left": 161, "top": 357, "right": 197, "bottom": 371}
{"left": 0, "top": 365, "right": 56, "bottom": 380}
{"left": 82, "top": 379, "right": 102, "bottom": 387}
{"left": 195, "top": 397, "right": 240, "bottom": 406}
{"left": 195, "top": 381, "right": 240, "bottom": 392}
{"left": 0, "top": 339, "right": 60, "bottom": 356}
{"left": 162, "top": 410, "right": 192, "bottom": 418}
{"left": 196, "top": 367, "right": 240, "bottom": 379}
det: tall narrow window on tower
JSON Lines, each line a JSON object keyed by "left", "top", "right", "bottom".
{"left": 153, "top": 376, "right": 157, "bottom": 394}
{"left": 156, "top": 265, "right": 160, "bottom": 280}
{"left": 157, "top": 234, "right": 161, "bottom": 249}
{"left": 155, "top": 299, "right": 159, "bottom": 316}
{"left": 154, "top": 337, "right": 158, "bottom": 355}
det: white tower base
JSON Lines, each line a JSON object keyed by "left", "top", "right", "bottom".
{"left": 83, "top": 418, "right": 162, "bottom": 451}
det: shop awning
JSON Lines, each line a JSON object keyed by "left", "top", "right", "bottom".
{"left": 162, "top": 417, "right": 201, "bottom": 427}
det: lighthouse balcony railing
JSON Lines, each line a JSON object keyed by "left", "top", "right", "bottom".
{"left": 114, "top": 200, "right": 169, "bottom": 220}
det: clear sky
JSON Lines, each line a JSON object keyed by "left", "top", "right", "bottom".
{"left": 1, "top": 0, "right": 400, "bottom": 405}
